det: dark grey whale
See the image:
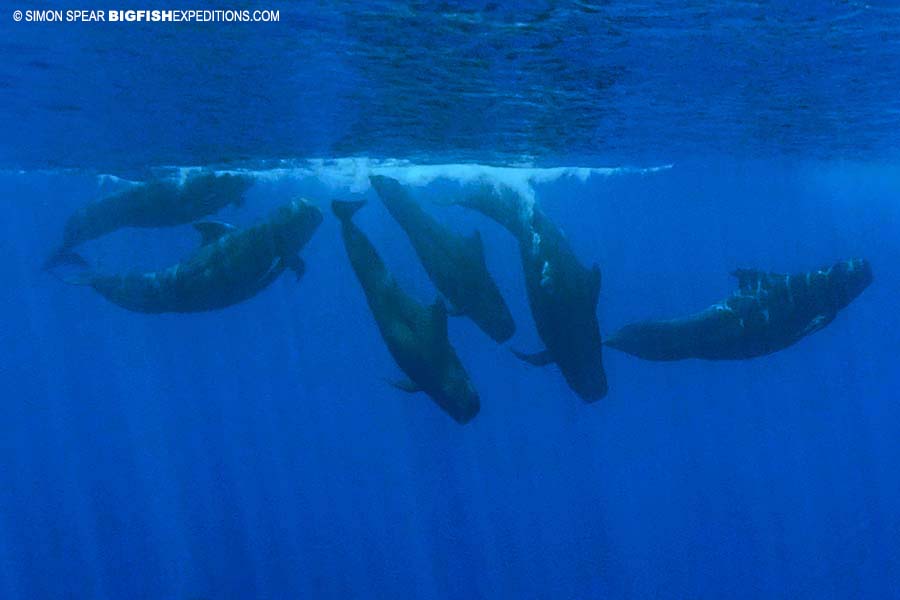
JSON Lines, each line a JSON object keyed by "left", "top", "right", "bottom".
{"left": 454, "top": 183, "right": 608, "bottom": 402}
{"left": 45, "top": 172, "right": 252, "bottom": 268}
{"left": 332, "top": 199, "right": 480, "bottom": 424}
{"left": 59, "top": 199, "right": 322, "bottom": 313}
{"left": 605, "top": 258, "right": 873, "bottom": 361}
{"left": 370, "top": 175, "right": 514, "bottom": 343}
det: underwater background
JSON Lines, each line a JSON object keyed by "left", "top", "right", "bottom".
{"left": 1, "top": 1, "right": 899, "bottom": 598}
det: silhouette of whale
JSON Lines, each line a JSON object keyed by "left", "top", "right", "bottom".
{"left": 370, "top": 175, "right": 514, "bottom": 343}
{"left": 45, "top": 172, "right": 252, "bottom": 269}
{"left": 333, "top": 199, "right": 480, "bottom": 424}
{"left": 605, "top": 258, "right": 873, "bottom": 361}
{"left": 452, "top": 183, "right": 607, "bottom": 401}
{"left": 58, "top": 199, "right": 322, "bottom": 313}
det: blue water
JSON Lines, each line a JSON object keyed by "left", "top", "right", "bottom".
{"left": 2, "top": 2, "right": 899, "bottom": 599}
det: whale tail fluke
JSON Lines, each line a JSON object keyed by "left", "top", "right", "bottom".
{"left": 43, "top": 249, "right": 93, "bottom": 286}
{"left": 43, "top": 249, "right": 89, "bottom": 272}
{"left": 44, "top": 251, "right": 93, "bottom": 286}
{"left": 331, "top": 199, "right": 366, "bottom": 222}
{"left": 56, "top": 271, "right": 93, "bottom": 287}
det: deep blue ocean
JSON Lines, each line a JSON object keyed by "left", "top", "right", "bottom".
{"left": 1, "top": 2, "right": 899, "bottom": 598}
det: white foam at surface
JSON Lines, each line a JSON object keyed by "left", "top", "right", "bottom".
{"left": 97, "top": 173, "right": 141, "bottom": 188}
{"left": 80, "top": 157, "right": 672, "bottom": 205}
{"left": 207, "top": 157, "right": 673, "bottom": 202}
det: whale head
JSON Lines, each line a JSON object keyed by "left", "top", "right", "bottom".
{"left": 829, "top": 258, "right": 873, "bottom": 310}
{"left": 436, "top": 361, "right": 481, "bottom": 425}
{"left": 268, "top": 199, "right": 324, "bottom": 255}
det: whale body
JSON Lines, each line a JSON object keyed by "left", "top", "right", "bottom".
{"left": 45, "top": 172, "right": 253, "bottom": 268}
{"left": 61, "top": 199, "right": 322, "bottom": 314}
{"left": 605, "top": 258, "right": 873, "bottom": 361}
{"left": 454, "top": 183, "right": 608, "bottom": 401}
{"left": 333, "top": 199, "right": 480, "bottom": 424}
{"left": 370, "top": 175, "right": 514, "bottom": 343}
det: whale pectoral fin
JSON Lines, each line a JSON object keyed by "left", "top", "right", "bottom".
{"left": 194, "top": 221, "right": 237, "bottom": 245}
{"left": 284, "top": 255, "right": 306, "bottom": 281}
{"left": 436, "top": 294, "right": 465, "bottom": 317}
{"left": 797, "top": 313, "right": 835, "bottom": 339}
{"left": 387, "top": 378, "right": 422, "bottom": 394}
{"left": 512, "top": 348, "right": 554, "bottom": 367}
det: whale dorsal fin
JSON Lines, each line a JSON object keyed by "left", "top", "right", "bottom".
{"left": 730, "top": 268, "right": 763, "bottom": 292}
{"left": 430, "top": 298, "right": 449, "bottom": 342}
{"left": 194, "top": 221, "right": 237, "bottom": 245}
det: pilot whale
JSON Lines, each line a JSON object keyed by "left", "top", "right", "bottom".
{"left": 58, "top": 199, "right": 322, "bottom": 313}
{"left": 370, "top": 175, "right": 514, "bottom": 343}
{"left": 45, "top": 172, "right": 253, "bottom": 268}
{"left": 332, "top": 199, "right": 480, "bottom": 424}
{"left": 453, "top": 183, "right": 608, "bottom": 401}
{"left": 604, "top": 258, "right": 873, "bottom": 361}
